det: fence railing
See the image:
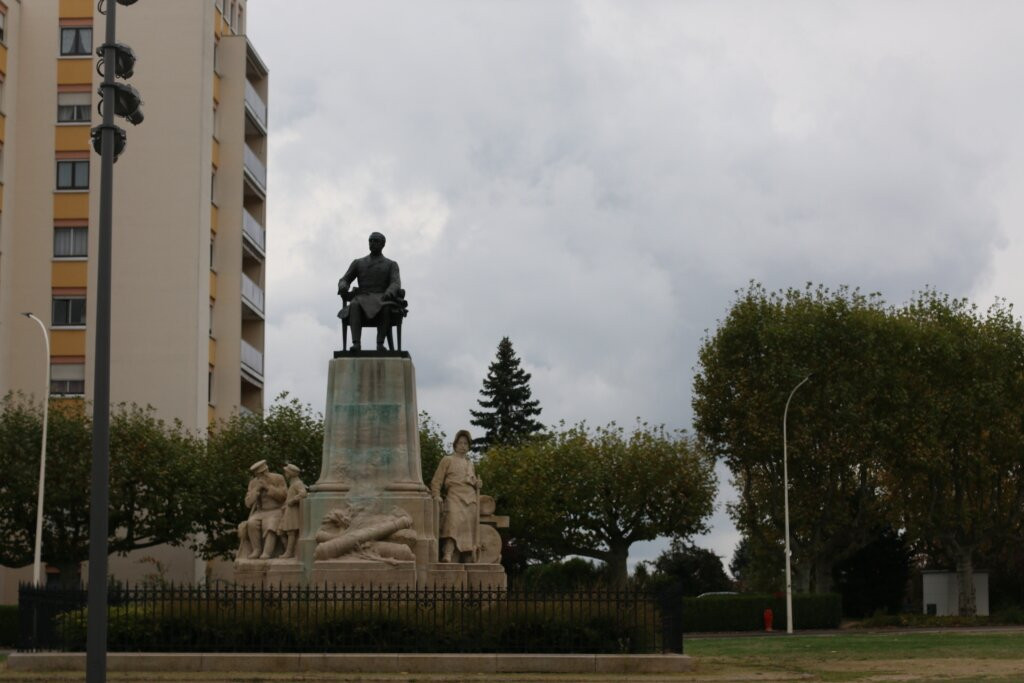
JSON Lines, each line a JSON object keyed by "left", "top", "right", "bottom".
{"left": 19, "top": 583, "right": 681, "bottom": 654}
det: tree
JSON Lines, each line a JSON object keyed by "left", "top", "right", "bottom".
{"left": 883, "top": 292, "right": 1024, "bottom": 616}
{"left": 642, "top": 541, "right": 733, "bottom": 597}
{"left": 196, "top": 393, "right": 323, "bottom": 558}
{"left": 832, "top": 527, "right": 912, "bottom": 617}
{"left": 418, "top": 411, "right": 447, "bottom": 484}
{"left": 478, "top": 421, "right": 717, "bottom": 586}
{"left": 694, "top": 283, "right": 897, "bottom": 594}
{"left": 0, "top": 394, "right": 202, "bottom": 584}
{"left": 470, "top": 337, "right": 543, "bottom": 451}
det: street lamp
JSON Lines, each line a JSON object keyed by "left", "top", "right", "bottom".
{"left": 783, "top": 373, "right": 811, "bottom": 635}
{"left": 21, "top": 313, "right": 50, "bottom": 587}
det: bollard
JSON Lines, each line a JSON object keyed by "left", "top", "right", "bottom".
{"left": 763, "top": 607, "right": 774, "bottom": 632}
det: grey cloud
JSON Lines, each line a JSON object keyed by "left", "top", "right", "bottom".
{"left": 250, "top": 1, "right": 1024, "bottom": 566}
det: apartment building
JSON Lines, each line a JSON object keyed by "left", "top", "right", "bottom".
{"left": 0, "top": 0, "right": 268, "bottom": 598}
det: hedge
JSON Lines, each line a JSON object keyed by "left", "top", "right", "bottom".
{"left": 0, "top": 605, "right": 17, "bottom": 647}
{"left": 52, "top": 598, "right": 661, "bottom": 653}
{"left": 682, "top": 593, "right": 841, "bottom": 632}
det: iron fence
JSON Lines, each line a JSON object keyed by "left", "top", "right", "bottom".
{"left": 19, "top": 582, "right": 682, "bottom": 654}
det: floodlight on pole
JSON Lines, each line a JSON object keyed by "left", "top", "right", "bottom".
{"left": 783, "top": 373, "right": 811, "bottom": 635}
{"left": 21, "top": 313, "right": 50, "bottom": 587}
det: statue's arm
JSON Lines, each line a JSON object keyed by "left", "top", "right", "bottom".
{"left": 266, "top": 476, "right": 288, "bottom": 504}
{"left": 385, "top": 261, "right": 401, "bottom": 298}
{"left": 243, "top": 480, "right": 259, "bottom": 509}
{"left": 337, "top": 259, "right": 360, "bottom": 294}
{"left": 430, "top": 457, "right": 448, "bottom": 500}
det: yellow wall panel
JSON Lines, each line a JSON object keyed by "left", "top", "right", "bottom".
{"left": 0, "top": 44, "right": 7, "bottom": 76}
{"left": 213, "top": 74, "right": 221, "bottom": 105}
{"left": 55, "top": 125, "right": 90, "bottom": 152}
{"left": 212, "top": 138, "right": 220, "bottom": 168}
{"left": 211, "top": 204, "right": 219, "bottom": 233}
{"left": 0, "top": 187, "right": 5, "bottom": 213}
{"left": 52, "top": 261, "right": 88, "bottom": 288}
{"left": 208, "top": 405, "right": 215, "bottom": 424}
{"left": 51, "top": 330, "right": 86, "bottom": 356}
{"left": 0, "top": 115, "right": 5, "bottom": 145}
{"left": 54, "top": 193, "right": 90, "bottom": 220}
{"left": 210, "top": 271, "right": 217, "bottom": 300}
{"left": 57, "top": 59, "right": 93, "bottom": 85}
{"left": 209, "top": 338, "right": 217, "bottom": 365}
{"left": 59, "top": 0, "right": 94, "bottom": 18}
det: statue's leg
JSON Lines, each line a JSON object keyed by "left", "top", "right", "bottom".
{"left": 349, "top": 305, "right": 363, "bottom": 350}
{"left": 259, "top": 530, "right": 278, "bottom": 559}
{"left": 246, "top": 521, "right": 263, "bottom": 559}
{"left": 441, "top": 538, "right": 455, "bottom": 563}
{"left": 376, "top": 308, "right": 392, "bottom": 350}
{"left": 282, "top": 531, "right": 297, "bottom": 559}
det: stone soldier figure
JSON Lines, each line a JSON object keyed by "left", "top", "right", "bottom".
{"left": 279, "top": 463, "right": 307, "bottom": 559}
{"left": 244, "top": 459, "right": 287, "bottom": 559}
{"left": 430, "top": 429, "right": 481, "bottom": 563}
{"left": 337, "top": 231, "right": 401, "bottom": 351}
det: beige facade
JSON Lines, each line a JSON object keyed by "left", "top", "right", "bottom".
{"left": 0, "top": 0, "right": 267, "bottom": 599}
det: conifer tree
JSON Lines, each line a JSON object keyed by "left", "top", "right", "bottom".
{"left": 470, "top": 337, "right": 543, "bottom": 451}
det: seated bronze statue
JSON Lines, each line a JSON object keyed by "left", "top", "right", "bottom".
{"left": 337, "top": 231, "right": 409, "bottom": 351}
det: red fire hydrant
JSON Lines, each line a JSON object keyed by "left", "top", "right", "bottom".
{"left": 763, "top": 608, "right": 774, "bottom": 632}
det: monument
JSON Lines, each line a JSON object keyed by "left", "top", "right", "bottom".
{"left": 233, "top": 232, "right": 507, "bottom": 589}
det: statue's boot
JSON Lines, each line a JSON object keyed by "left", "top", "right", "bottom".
{"left": 247, "top": 522, "right": 263, "bottom": 559}
{"left": 441, "top": 538, "right": 454, "bottom": 563}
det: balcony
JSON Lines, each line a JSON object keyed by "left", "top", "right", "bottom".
{"left": 244, "top": 80, "right": 268, "bottom": 135}
{"left": 241, "top": 339, "right": 263, "bottom": 381}
{"left": 242, "top": 209, "right": 266, "bottom": 258}
{"left": 243, "top": 145, "right": 266, "bottom": 196}
{"left": 241, "top": 273, "right": 265, "bottom": 319}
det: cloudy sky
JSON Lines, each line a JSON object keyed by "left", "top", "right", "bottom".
{"left": 246, "top": 1, "right": 1024, "bottom": 571}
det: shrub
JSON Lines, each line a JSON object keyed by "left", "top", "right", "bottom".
{"left": 0, "top": 605, "right": 18, "bottom": 647}
{"left": 682, "top": 593, "right": 841, "bottom": 632}
{"left": 53, "top": 593, "right": 661, "bottom": 653}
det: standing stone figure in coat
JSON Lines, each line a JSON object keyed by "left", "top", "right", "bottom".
{"left": 430, "top": 429, "right": 481, "bottom": 563}
{"left": 337, "top": 231, "right": 402, "bottom": 351}
{"left": 279, "top": 463, "right": 307, "bottom": 559}
{"left": 244, "top": 459, "right": 287, "bottom": 559}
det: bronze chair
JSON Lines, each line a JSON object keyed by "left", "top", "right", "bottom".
{"left": 338, "top": 288, "right": 408, "bottom": 351}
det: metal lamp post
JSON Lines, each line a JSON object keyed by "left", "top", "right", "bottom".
{"left": 783, "top": 373, "right": 811, "bottom": 635}
{"left": 21, "top": 313, "right": 50, "bottom": 587}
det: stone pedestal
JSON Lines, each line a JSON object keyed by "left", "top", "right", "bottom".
{"left": 466, "top": 564, "right": 508, "bottom": 590}
{"left": 311, "top": 560, "right": 416, "bottom": 588}
{"left": 233, "top": 560, "right": 268, "bottom": 587}
{"left": 298, "top": 355, "right": 435, "bottom": 586}
{"left": 424, "top": 563, "right": 467, "bottom": 589}
{"left": 265, "top": 560, "right": 304, "bottom": 587}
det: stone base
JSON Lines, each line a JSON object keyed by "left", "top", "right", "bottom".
{"left": 466, "top": 563, "right": 507, "bottom": 589}
{"left": 232, "top": 559, "right": 269, "bottom": 586}
{"left": 264, "top": 560, "right": 304, "bottom": 587}
{"left": 424, "top": 562, "right": 467, "bottom": 589}
{"left": 310, "top": 559, "right": 416, "bottom": 588}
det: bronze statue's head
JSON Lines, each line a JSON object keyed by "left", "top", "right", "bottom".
{"left": 369, "top": 232, "right": 386, "bottom": 255}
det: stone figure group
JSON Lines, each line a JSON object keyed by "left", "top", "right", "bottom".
{"left": 238, "top": 460, "right": 306, "bottom": 561}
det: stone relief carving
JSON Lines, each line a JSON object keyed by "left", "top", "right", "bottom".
{"left": 313, "top": 503, "right": 416, "bottom": 564}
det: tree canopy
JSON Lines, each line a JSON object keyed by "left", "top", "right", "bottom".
{"left": 470, "top": 337, "right": 543, "bottom": 451}
{"left": 0, "top": 394, "right": 202, "bottom": 583}
{"left": 479, "top": 420, "right": 717, "bottom": 586}
{"left": 694, "top": 283, "right": 1024, "bottom": 614}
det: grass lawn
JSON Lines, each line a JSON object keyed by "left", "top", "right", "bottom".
{"left": 687, "top": 629, "right": 1024, "bottom": 681}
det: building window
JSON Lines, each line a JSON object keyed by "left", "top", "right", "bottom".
{"left": 51, "top": 363, "right": 85, "bottom": 396}
{"left": 57, "top": 93, "right": 91, "bottom": 123}
{"left": 57, "top": 160, "right": 89, "bottom": 190}
{"left": 52, "top": 296, "right": 86, "bottom": 327}
{"left": 60, "top": 27, "right": 93, "bottom": 56}
{"left": 54, "top": 227, "right": 88, "bottom": 257}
